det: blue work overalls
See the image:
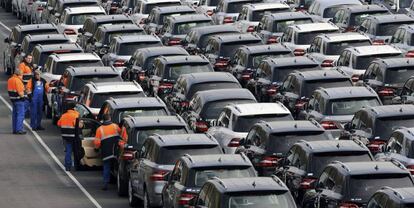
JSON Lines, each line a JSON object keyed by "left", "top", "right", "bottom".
{"left": 30, "top": 81, "right": 43, "bottom": 129}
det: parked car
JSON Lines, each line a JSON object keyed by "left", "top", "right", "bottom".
{"left": 132, "top": 0, "right": 181, "bottom": 18}
{"left": 372, "top": 0, "right": 412, "bottom": 14}
{"left": 367, "top": 187, "right": 414, "bottom": 208}
{"left": 307, "top": 0, "right": 362, "bottom": 21}
{"left": 143, "top": 5, "right": 195, "bottom": 34}
{"left": 29, "top": 0, "right": 48, "bottom": 23}
{"left": 31, "top": 43, "right": 84, "bottom": 69}
{"left": 43, "top": 0, "right": 98, "bottom": 24}
{"left": 392, "top": 76, "right": 414, "bottom": 104}
{"left": 211, "top": 0, "right": 257, "bottom": 25}
{"left": 389, "top": 24, "right": 414, "bottom": 56}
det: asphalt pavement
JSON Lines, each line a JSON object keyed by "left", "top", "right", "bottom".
{"left": 0, "top": 8, "right": 131, "bottom": 208}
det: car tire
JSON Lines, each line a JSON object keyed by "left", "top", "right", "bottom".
{"left": 117, "top": 170, "right": 128, "bottom": 196}
{"left": 128, "top": 179, "right": 141, "bottom": 207}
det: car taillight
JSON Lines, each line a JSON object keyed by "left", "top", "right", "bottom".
{"left": 28, "top": 0, "right": 33, "bottom": 5}
{"left": 373, "top": 39, "right": 385, "bottom": 45}
{"left": 406, "top": 50, "right": 414, "bottom": 58}
{"left": 195, "top": 121, "right": 209, "bottom": 132}
{"left": 267, "top": 85, "right": 278, "bottom": 95}
{"left": 320, "top": 121, "right": 338, "bottom": 130}
{"left": 299, "top": 177, "right": 317, "bottom": 189}
{"left": 215, "top": 58, "right": 230, "bottom": 70}
{"left": 138, "top": 71, "right": 146, "bottom": 81}
{"left": 339, "top": 202, "right": 360, "bottom": 208}
{"left": 241, "top": 70, "right": 252, "bottom": 81}
{"left": 180, "top": 101, "right": 189, "bottom": 108}
{"left": 177, "top": 193, "right": 197, "bottom": 205}
{"left": 64, "top": 29, "right": 77, "bottom": 35}
{"left": 158, "top": 83, "right": 174, "bottom": 93}
{"left": 293, "top": 49, "right": 305, "bottom": 56}
{"left": 150, "top": 170, "right": 169, "bottom": 181}
{"left": 295, "top": 99, "right": 307, "bottom": 111}
{"left": 247, "top": 25, "right": 255, "bottom": 32}
{"left": 168, "top": 38, "right": 182, "bottom": 46}
{"left": 121, "top": 151, "right": 134, "bottom": 160}
{"left": 406, "top": 165, "right": 414, "bottom": 175}
{"left": 223, "top": 16, "right": 234, "bottom": 24}
{"left": 377, "top": 87, "right": 395, "bottom": 97}
{"left": 227, "top": 138, "right": 241, "bottom": 147}
{"left": 113, "top": 60, "right": 125, "bottom": 67}
{"left": 257, "top": 155, "right": 281, "bottom": 167}
{"left": 351, "top": 74, "right": 360, "bottom": 82}
{"left": 367, "top": 140, "right": 386, "bottom": 154}
{"left": 321, "top": 59, "right": 334, "bottom": 68}
{"left": 267, "top": 36, "right": 278, "bottom": 44}
{"left": 206, "top": 10, "right": 213, "bottom": 16}
{"left": 37, "top": 6, "right": 44, "bottom": 11}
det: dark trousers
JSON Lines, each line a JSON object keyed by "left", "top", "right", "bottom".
{"left": 64, "top": 140, "right": 73, "bottom": 169}
{"left": 103, "top": 160, "right": 111, "bottom": 184}
{"left": 12, "top": 100, "right": 25, "bottom": 132}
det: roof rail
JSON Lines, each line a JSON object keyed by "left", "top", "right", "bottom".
{"left": 331, "top": 161, "right": 350, "bottom": 172}
{"left": 381, "top": 186, "right": 404, "bottom": 200}
{"left": 390, "top": 159, "right": 407, "bottom": 171}
{"left": 271, "top": 175, "right": 286, "bottom": 187}
{"left": 211, "top": 177, "right": 227, "bottom": 189}
{"left": 239, "top": 152, "right": 249, "bottom": 162}
{"left": 152, "top": 133, "right": 164, "bottom": 143}
{"left": 298, "top": 140, "right": 312, "bottom": 149}
{"left": 183, "top": 154, "right": 193, "bottom": 163}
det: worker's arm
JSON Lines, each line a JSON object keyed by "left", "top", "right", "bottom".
{"left": 94, "top": 127, "right": 102, "bottom": 149}
{"left": 16, "top": 80, "right": 25, "bottom": 98}
{"left": 119, "top": 126, "right": 128, "bottom": 147}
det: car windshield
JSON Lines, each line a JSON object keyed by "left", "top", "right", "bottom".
{"left": 133, "top": 127, "right": 188, "bottom": 149}
{"left": 227, "top": 191, "right": 296, "bottom": 208}
{"left": 174, "top": 21, "right": 212, "bottom": 35}
{"left": 377, "top": 22, "right": 414, "bottom": 36}
{"left": 157, "top": 145, "right": 222, "bottom": 165}
{"left": 311, "top": 151, "right": 372, "bottom": 176}
{"left": 350, "top": 11, "right": 389, "bottom": 26}
{"left": 327, "top": 97, "right": 380, "bottom": 115}
{"left": 354, "top": 54, "right": 402, "bottom": 69}
{"left": 323, "top": 6, "right": 349, "bottom": 18}
{"left": 186, "top": 82, "right": 241, "bottom": 99}
{"left": 251, "top": 8, "right": 290, "bottom": 21}
{"left": 384, "top": 67, "right": 414, "bottom": 85}
{"left": 251, "top": 52, "right": 292, "bottom": 68}
{"left": 349, "top": 174, "right": 413, "bottom": 202}
{"left": 303, "top": 79, "right": 353, "bottom": 97}
{"left": 198, "top": 31, "right": 239, "bottom": 48}
{"left": 118, "top": 108, "right": 168, "bottom": 121}
{"left": 273, "top": 19, "right": 314, "bottom": 33}
{"left": 90, "top": 92, "right": 143, "bottom": 108}
{"left": 268, "top": 131, "right": 329, "bottom": 154}
{"left": 68, "top": 13, "right": 104, "bottom": 25}
{"left": 201, "top": 99, "right": 255, "bottom": 120}
{"left": 325, "top": 40, "right": 371, "bottom": 55}
{"left": 272, "top": 65, "right": 320, "bottom": 82}
{"left": 118, "top": 42, "right": 161, "bottom": 55}
{"left": 143, "top": 2, "right": 181, "bottom": 14}
{"left": 220, "top": 40, "right": 262, "bottom": 56}
{"left": 233, "top": 114, "right": 293, "bottom": 132}
{"left": 375, "top": 116, "right": 414, "bottom": 140}
{"left": 168, "top": 64, "right": 213, "bottom": 80}
{"left": 70, "top": 74, "right": 121, "bottom": 91}
{"left": 54, "top": 60, "right": 103, "bottom": 74}
{"left": 194, "top": 167, "right": 254, "bottom": 186}
{"left": 159, "top": 12, "right": 195, "bottom": 24}
{"left": 227, "top": 2, "right": 248, "bottom": 13}
{"left": 296, "top": 30, "right": 337, "bottom": 45}
{"left": 105, "top": 31, "right": 145, "bottom": 44}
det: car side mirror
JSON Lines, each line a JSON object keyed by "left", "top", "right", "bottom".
{"left": 209, "top": 119, "right": 217, "bottom": 127}
{"left": 55, "top": 18, "right": 59, "bottom": 24}
{"left": 344, "top": 122, "right": 351, "bottom": 131}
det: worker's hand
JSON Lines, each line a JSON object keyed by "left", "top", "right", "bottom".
{"left": 78, "top": 120, "right": 84, "bottom": 128}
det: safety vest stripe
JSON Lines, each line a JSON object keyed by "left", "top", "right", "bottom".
{"left": 101, "top": 134, "right": 120, "bottom": 140}
{"left": 61, "top": 134, "right": 75, "bottom": 137}
{"left": 103, "top": 155, "right": 115, "bottom": 161}
{"left": 61, "top": 126, "right": 75, "bottom": 129}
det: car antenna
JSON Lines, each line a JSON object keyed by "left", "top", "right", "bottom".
{"left": 336, "top": 143, "right": 340, "bottom": 149}
{"left": 400, "top": 108, "right": 403, "bottom": 112}
{"left": 218, "top": 157, "right": 222, "bottom": 162}
{"left": 252, "top": 181, "right": 256, "bottom": 187}
{"left": 374, "top": 165, "right": 379, "bottom": 170}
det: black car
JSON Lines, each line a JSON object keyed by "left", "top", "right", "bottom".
{"left": 77, "top": 14, "right": 133, "bottom": 49}
{"left": 147, "top": 55, "right": 213, "bottom": 98}
{"left": 302, "top": 161, "right": 414, "bottom": 208}
{"left": 361, "top": 58, "right": 414, "bottom": 104}
{"left": 246, "top": 56, "right": 320, "bottom": 102}
{"left": 190, "top": 177, "right": 297, "bottom": 208}
{"left": 277, "top": 140, "right": 374, "bottom": 204}
{"left": 235, "top": 120, "right": 331, "bottom": 176}
{"left": 165, "top": 72, "right": 241, "bottom": 114}
{"left": 162, "top": 154, "right": 257, "bottom": 208}
{"left": 183, "top": 24, "right": 240, "bottom": 54}
{"left": 182, "top": 88, "right": 257, "bottom": 133}
{"left": 116, "top": 115, "right": 191, "bottom": 196}
{"left": 342, "top": 105, "right": 414, "bottom": 154}
{"left": 123, "top": 46, "right": 189, "bottom": 85}
{"left": 229, "top": 44, "right": 294, "bottom": 86}
{"left": 32, "top": 43, "right": 84, "bottom": 69}
{"left": 203, "top": 33, "right": 263, "bottom": 71}
{"left": 4, "top": 24, "right": 58, "bottom": 74}
{"left": 276, "top": 69, "right": 352, "bottom": 116}
{"left": 367, "top": 187, "right": 414, "bottom": 208}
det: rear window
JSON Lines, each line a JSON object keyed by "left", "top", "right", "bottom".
{"left": 68, "top": 13, "right": 105, "bottom": 25}
{"left": 198, "top": 31, "right": 239, "bottom": 48}
{"left": 173, "top": 21, "right": 212, "bottom": 35}
{"left": 158, "top": 12, "right": 195, "bottom": 25}
{"left": 327, "top": 97, "right": 380, "bottom": 115}
{"left": 118, "top": 108, "right": 168, "bottom": 121}
{"left": 273, "top": 18, "right": 313, "bottom": 33}
{"left": 273, "top": 65, "right": 320, "bottom": 82}
{"left": 325, "top": 40, "right": 371, "bottom": 55}
{"left": 233, "top": 114, "right": 293, "bottom": 132}
{"left": 36, "top": 49, "right": 82, "bottom": 66}
{"left": 251, "top": 52, "right": 293, "bottom": 68}
{"left": 220, "top": 40, "right": 262, "bottom": 56}
{"left": 350, "top": 11, "right": 389, "bottom": 26}
{"left": 54, "top": 60, "right": 103, "bottom": 74}
{"left": 384, "top": 67, "right": 414, "bottom": 85}
{"left": 70, "top": 74, "right": 121, "bottom": 91}
{"left": 227, "top": 1, "right": 248, "bottom": 13}
{"left": 105, "top": 30, "right": 146, "bottom": 44}
{"left": 187, "top": 82, "right": 241, "bottom": 99}
{"left": 118, "top": 42, "right": 162, "bottom": 55}
{"left": 27, "top": 39, "right": 70, "bottom": 53}
{"left": 194, "top": 167, "right": 255, "bottom": 186}
{"left": 200, "top": 99, "right": 255, "bottom": 120}
{"left": 167, "top": 63, "right": 213, "bottom": 80}
{"left": 323, "top": 6, "right": 345, "bottom": 18}
{"left": 143, "top": 2, "right": 181, "bottom": 14}
{"left": 132, "top": 126, "right": 188, "bottom": 149}
{"left": 157, "top": 145, "right": 222, "bottom": 164}
{"left": 375, "top": 116, "right": 414, "bottom": 140}
{"left": 354, "top": 54, "right": 402, "bottom": 69}
{"left": 377, "top": 22, "right": 414, "bottom": 36}
{"left": 251, "top": 8, "right": 290, "bottom": 21}
{"left": 268, "top": 131, "right": 329, "bottom": 154}
{"left": 295, "top": 30, "right": 337, "bottom": 45}
{"left": 311, "top": 151, "right": 372, "bottom": 176}
{"left": 90, "top": 92, "right": 144, "bottom": 108}
{"left": 303, "top": 79, "right": 353, "bottom": 97}
{"left": 227, "top": 191, "right": 296, "bottom": 208}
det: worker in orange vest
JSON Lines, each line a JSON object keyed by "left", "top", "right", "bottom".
{"left": 26, "top": 70, "right": 49, "bottom": 130}
{"left": 94, "top": 114, "right": 122, "bottom": 190}
{"left": 18, "top": 54, "right": 34, "bottom": 117}
{"left": 7, "top": 69, "right": 27, "bottom": 134}
{"left": 57, "top": 101, "right": 79, "bottom": 171}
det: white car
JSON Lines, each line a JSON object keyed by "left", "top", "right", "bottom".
{"left": 56, "top": 6, "right": 106, "bottom": 42}
{"left": 30, "top": 0, "right": 47, "bottom": 23}
{"left": 307, "top": 0, "right": 362, "bottom": 22}
{"left": 207, "top": 102, "right": 293, "bottom": 154}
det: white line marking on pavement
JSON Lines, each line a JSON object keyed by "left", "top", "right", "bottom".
{"left": 0, "top": 21, "right": 11, "bottom": 32}
{"left": 0, "top": 95, "right": 103, "bottom": 208}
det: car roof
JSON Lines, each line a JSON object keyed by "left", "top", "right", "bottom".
{"left": 317, "top": 86, "right": 378, "bottom": 99}
{"left": 142, "top": 0, "right": 180, "bottom": 3}
{"left": 88, "top": 81, "right": 143, "bottom": 93}
{"left": 328, "top": 161, "right": 409, "bottom": 176}
{"left": 367, "top": 14, "right": 414, "bottom": 24}
{"left": 24, "top": 34, "right": 69, "bottom": 42}
{"left": 99, "top": 24, "right": 143, "bottom": 32}
{"left": 64, "top": 6, "right": 105, "bottom": 14}
{"left": 312, "top": 0, "right": 362, "bottom": 8}
{"left": 180, "top": 72, "right": 238, "bottom": 85}
{"left": 133, "top": 46, "right": 189, "bottom": 59}
{"left": 239, "top": 44, "right": 291, "bottom": 54}
{"left": 150, "top": 133, "right": 219, "bottom": 147}
{"left": 87, "top": 14, "right": 131, "bottom": 22}
{"left": 363, "top": 105, "right": 414, "bottom": 118}
{"left": 190, "top": 25, "right": 240, "bottom": 36}
{"left": 113, "top": 35, "right": 160, "bottom": 43}
{"left": 292, "top": 22, "right": 339, "bottom": 33}
{"left": 123, "top": 115, "right": 186, "bottom": 128}
{"left": 157, "top": 55, "right": 209, "bottom": 65}
{"left": 154, "top": 5, "right": 195, "bottom": 13}
{"left": 181, "top": 154, "right": 252, "bottom": 169}
{"left": 296, "top": 140, "right": 369, "bottom": 153}
{"left": 342, "top": 4, "right": 389, "bottom": 13}
{"left": 266, "top": 12, "right": 313, "bottom": 21}
{"left": 347, "top": 45, "right": 401, "bottom": 56}
{"left": 221, "top": 0, "right": 254, "bottom": 4}
{"left": 318, "top": 32, "right": 370, "bottom": 42}
{"left": 393, "top": 127, "right": 414, "bottom": 141}
{"left": 244, "top": 2, "right": 289, "bottom": 10}
{"left": 50, "top": 53, "right": 101, "bottom": 62}
{"left": 15, "top": 24, "right": 57, "bottom": 31}
{"left": 209, "top": 33, "right": 262, "bottom": 43}
{"left": 193, "top": 88, "right": 256, "bottom": 104}
{"left": 60, "top": 0, "right": 97, "bottom": 3}
{"left": 209, "top": 177, "right": 288, "bottom": 193}
{"left": 226, "top": 102, "right": 291, "bottom": 116}
{"left": 292, "top": 69, "right": 350, "bottom": 81}
{"left": 105, "top": 97, "right": 166, "bottom": 109}
{"left": 167, "top": 14, "right": 211, "bottom": 23}
{"left": 373, "top": 58, "right": 414, "bottom": 69}
{"left": 378, "top": 187, "right": 414, "bottom": 204}
{"left": 266, "top": 56, "right": 318, "bottom": 68}
{"left": 33, "top": 43, "right": 83, "bottom": 52}
{"left": 258, "top": 120, "right": 324, "bottom": 134}
{"left": 66, "top": 66, "right": 118, "bottom": 76}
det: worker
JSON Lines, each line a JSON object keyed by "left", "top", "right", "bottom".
{"left": 7, "top": 69, "right": 26, "bottom": 134}
{"left": 57, "top": 102, "right": 79, "bottom": 171}
{"left": 26, "top": 70, "right": 48, "bottom": 130}
{"left": 94, "top": 114, "right": 122, "bottom": 190}
{"left": 18, "top": 54, "right": 34, "bottom": 117}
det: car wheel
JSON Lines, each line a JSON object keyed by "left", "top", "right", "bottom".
{"left": 117, "top": 169, "right": 128, "bottom": 196}
{"left": 128, "top": 179, "right": 141, "bottom": 207}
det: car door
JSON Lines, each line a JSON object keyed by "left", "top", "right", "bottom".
{"left": 74, "top": 118, "right": 102, "bottom": 168}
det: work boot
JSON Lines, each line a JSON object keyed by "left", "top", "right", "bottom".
{"left": 102, "top": 183, "right": 108, "bottom": 191}
{"left": 16, "top": 131, "right": 27, "bottom": 135}
{"left": 37, "top": 126, "right": 45, "bottom": 130}
{"left": 65, "top": 167, "right": 71, "bottom": 172}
